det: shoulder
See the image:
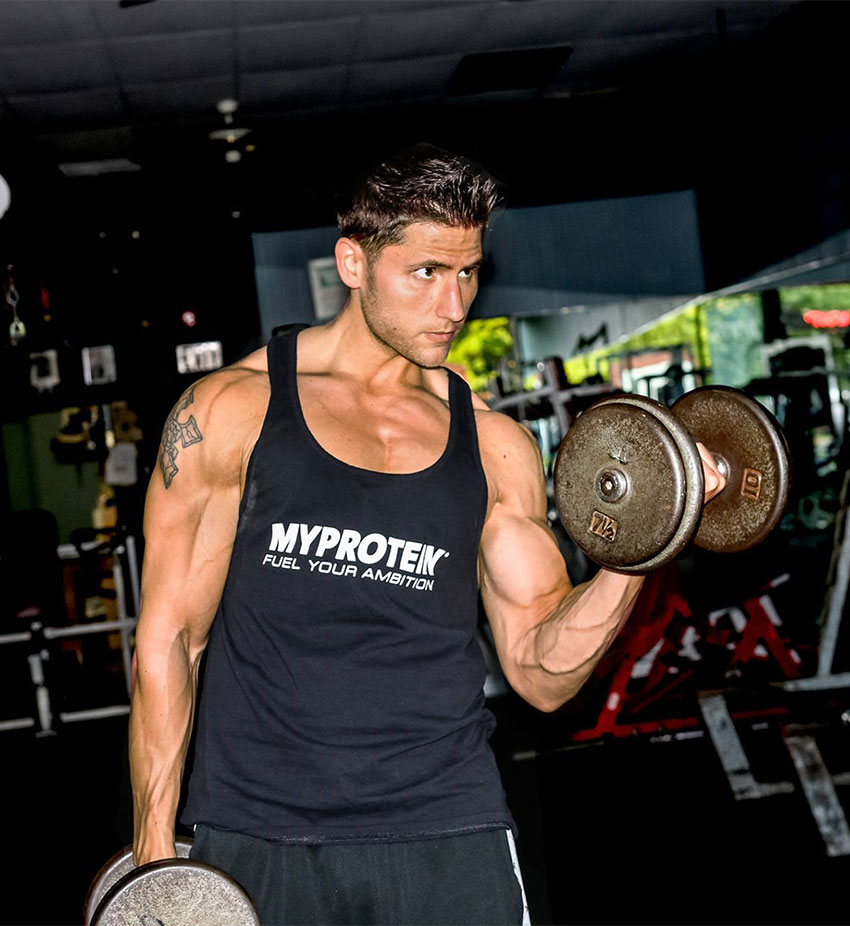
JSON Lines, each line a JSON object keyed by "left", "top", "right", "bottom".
{"left": 475, "top": 407, "right": 541, "bottom": 466}
{"left": 475, "top": 406, "right": 544, "bottom": 507}
{"left": 158, "top": 352, "right": 270, "bottom": 489}
{"left": 174, "top": 350, "right": 269, "bottom": 421}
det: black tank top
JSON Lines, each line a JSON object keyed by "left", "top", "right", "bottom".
{"left": 182, "top": 327, "right": 513, "bottom": 842}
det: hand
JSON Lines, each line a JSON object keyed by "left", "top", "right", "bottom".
{"left": 133, "top": 833, "right": 177, "bottom": 867}
{"left": 695, "top": 442, "right": 727, "bottom": 505}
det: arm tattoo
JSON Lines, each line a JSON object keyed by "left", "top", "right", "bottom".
{"left": 159, "top": 386, "right": 203, "bottom": 488}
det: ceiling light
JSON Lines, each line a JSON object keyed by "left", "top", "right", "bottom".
{"left": 0, "top": 174, "right": 10, "bottom": 219}
{"left": 208, "top": 127, "right": 250, "bottom": 142}
{"left": 216, "top": 98, "right": 239, "bottom": 116}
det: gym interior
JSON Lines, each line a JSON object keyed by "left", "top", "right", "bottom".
{"left": 2, "top": 1, "right": 850, "bottom": 923}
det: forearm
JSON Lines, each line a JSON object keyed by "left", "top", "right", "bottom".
{"left": 129, "top": 630, "right": 199, "bottom": 864}
{"left": 518, "top": 569, "right": 644, "bottom": 711}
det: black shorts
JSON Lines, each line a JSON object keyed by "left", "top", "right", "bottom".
{"left": 190, "top": 824, "right": 529, "bottom": 926}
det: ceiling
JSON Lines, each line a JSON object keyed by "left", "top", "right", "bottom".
{"left": 0, "top": 0, "right": 797, "bottom": 171}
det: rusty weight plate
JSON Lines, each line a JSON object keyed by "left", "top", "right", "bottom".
{"left": 84, "top": 838, "right": 194, "bottom": 925}
{"left": 554, "top": 394, "right": 704, "bottom": 573}
{"left": 672, "top": 386, "right": 791, "bottom": 553}
{"left": 90, "top": 858, "right": 260, "bottom": 926}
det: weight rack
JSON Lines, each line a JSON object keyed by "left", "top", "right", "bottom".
{"left": 0, "top": 535, "right": 139, "bottom": 736}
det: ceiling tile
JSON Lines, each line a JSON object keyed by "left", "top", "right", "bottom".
{"left": 722, "top": 1, "right": 796, "bottom": 26}
{"left": 234, "top": 1, "right": 461, "bottom": 28}
{"left": 7, "top": 87, "right": 125, "bottom": 127}
{"left": 469, "top": 0, "right": 603, "bottom": 50}
{"left": 0, "top": 0, "right": 98, "bottom": 47}
{"left": 123, "top": 77, "right": 236, "bottom": 119}
{"left": 0, "top": 41, "right": 112, "bottom": 94}
{"left": 90, "top": 0, "right": 233, "bottom": 38}
{"left": 36, "top": 125, "right": 137, "bottom": 160}
{"left": 110, "top": 32, "right": 233, "bottom": 85}
{"left": 356, "top": 5, "right": 490, "bottom": 61}
{"left": 565, "top": 33, "right": 705, "bottom": 79}
{"left": 582, "top": 1, "right": 730, "bottom": 39}
{"left": 241, "top": 66, "right": 347, "bottom": 112}
{"left": 348, "top": 56, "right": 458, "bottom": 105}
{"left": 239, "top": 19, "right": 358, "bottom": 72}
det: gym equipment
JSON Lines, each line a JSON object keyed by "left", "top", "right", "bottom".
{"left": 84, "top": 838, "right": 193, "bottom": 923}
{"left": 490, "top": 355, "right": 617, "bottom": 436}
{"left": 553, "top": 386, "right": 790, "bottom": 573}
{"left": 85, "top": 840, "right": 259, "bottom": 926}
{"left": 672, "top": 387, "right": 791, "bottom": 553}
{"left": 0, "top": 532, "right": 139, "bottom": 735}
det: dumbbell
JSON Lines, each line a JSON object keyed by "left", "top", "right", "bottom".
{"left": 84, "top": 838, "right": 259, "bottom": 926}
{"left": 553, "top": 386, "right": 791, "bottom": 573}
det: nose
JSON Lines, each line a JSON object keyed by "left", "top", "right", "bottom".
{"left": 436, "top": 279, "right": 466, "bottom": 324}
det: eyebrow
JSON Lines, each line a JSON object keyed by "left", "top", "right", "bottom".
{"left": 408, "top": 258, "right": 485, "bottom": 270}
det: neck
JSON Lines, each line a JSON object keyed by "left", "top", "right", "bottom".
{"left": 314, "top": 299, "right": 431, "bottom": 392}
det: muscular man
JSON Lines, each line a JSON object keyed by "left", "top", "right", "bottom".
{"left": 130, "top": 145, "right": 724, "bottom": 925}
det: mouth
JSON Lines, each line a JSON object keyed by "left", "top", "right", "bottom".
{"left": 424, "top": 330, "right": 457, "bottom": 343}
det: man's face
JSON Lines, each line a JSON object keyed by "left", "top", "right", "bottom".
{"left": 358, "top": 222, "right": 483, "bottom": 368}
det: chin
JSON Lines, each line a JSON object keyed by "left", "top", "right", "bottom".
{"left": 417, "top": 346, "right": 453, "bottom": 369}
{"left": 390, "top": 339, "right": 450, "bottom": 369}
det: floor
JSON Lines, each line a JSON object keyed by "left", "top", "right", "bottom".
{"left": 3, "top": 506, "right": 849, "bottom": 925}
{"left": 3, "top": 690, "right": 849, "bottom": 926}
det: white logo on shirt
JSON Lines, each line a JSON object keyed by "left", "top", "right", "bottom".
{"left": 261, "top": 522, "right": 451, "bottom": 592}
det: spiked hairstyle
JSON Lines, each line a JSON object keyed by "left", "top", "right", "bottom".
{"left": 338, "top": 144, "right": 501, "bottom": 257}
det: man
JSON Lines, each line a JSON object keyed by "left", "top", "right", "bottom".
{"left": 130, "top": 145, "right": 724, "bottom": 924}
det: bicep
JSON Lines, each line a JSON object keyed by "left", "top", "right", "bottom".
{"left": 139, "top": 386, "right": 244, "bottom": 660}
{"left": 480, "top": 508, "right": 571, "bottom": 653}
{"left": 478, "top": 432, "right": 572, "bottom": 674}
{"left": 139, "top": 475, "right": 239, "bottom": 656}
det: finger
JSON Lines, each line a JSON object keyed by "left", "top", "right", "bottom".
{"left": 695, "top": 442, "right": 726, "bottom": 503}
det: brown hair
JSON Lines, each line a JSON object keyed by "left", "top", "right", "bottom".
{"left": 338, "top": 144, "right": 501, "bottom": 257}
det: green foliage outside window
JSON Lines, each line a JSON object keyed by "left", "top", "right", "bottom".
{"left": 703, "top": 294, "right": 765, "bottom": 387}
{"left": 779, "top": 283, "right": 850, "bottom": 381}
{"left": 562, "top": 284, "right": 850, "bottom": 391}
{"left": 563, "top": 302, "right": 712, "bottom": 385}
{"left": 448, "top": 317, "right": 513, "bottom": 392}
{"left": 452, "top": 286, "right": 850, "bottom": 398}
{"left": 779, "top": 284, "right": 850, "bottom": 315}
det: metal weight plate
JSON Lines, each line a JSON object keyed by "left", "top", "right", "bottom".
{"left": 84, "top": 838, "right": 194, "bottom": 925}
{"left": 91, "top": 858, "right": 260, "bottom": 926}
{"left": 671, "top": 386, "right": 791, "bottom": 553}
{"left": 553, "top": 394, "right": 704, "bottom": 573}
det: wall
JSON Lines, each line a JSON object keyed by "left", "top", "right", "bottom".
{"left": 252, "top": 226, "right": 341, "bottom": 340}
{"left": 251, "top": 191, "right": 705, "bottom": 344}
{"left": 3, "top": 413, "right": 100, "bottom": 544}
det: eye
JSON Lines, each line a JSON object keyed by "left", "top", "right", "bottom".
{"left": 414, "top": 267, "right": 436, "bottom": 279}
{"left": 459, "top": 267, "right": 478, "bottom": 280}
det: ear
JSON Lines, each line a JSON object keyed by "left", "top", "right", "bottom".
{"left": 335, "top": 237, "right": 367, "bottom": 289}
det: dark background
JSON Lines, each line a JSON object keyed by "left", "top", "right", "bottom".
{"left": 1, "top": 2, "right": 850, "bottom": 924}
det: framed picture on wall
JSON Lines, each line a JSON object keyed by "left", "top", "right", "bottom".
{"left": 29, "top": 349, "right": 60, "bottom": 392}
{"left": 82, "top": 345, "right": 117, "bottom": 385}
{"left": 176, "top": 341, "right": 223, "bottom": 375}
